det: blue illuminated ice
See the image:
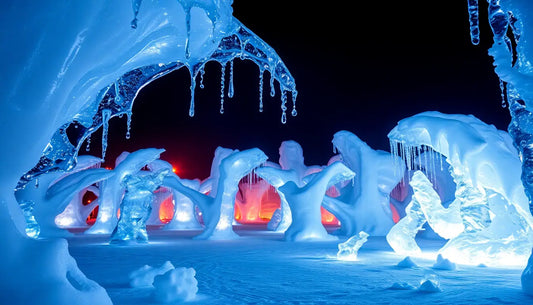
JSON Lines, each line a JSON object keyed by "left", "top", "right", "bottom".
{"left": 163, "top": 177, "right": 203, "bottom": 231}
{"left": 281, "top": 161, "right": 354, "bottom": 241}
{"left": 323, "top": 131, "right": 404, "bottom": 236}
{"left": 111, "top": 168, "right": 169, "bottom": 243}
{"left": 388, "top": 112, "right": 533, "bottom": 266}
{"left": 337, "top": 231, "right": 369, "bottom": 261}
{"left": 0, "top": 0, "right": 296, "bottom": 303}
{"left": 129, "top": 261, "right": 175, "bottom": 288}
{"left": 164, "top": 147, "right": 267, "bottom": 240}
{"left": 153, "top": 267, "right": 198, "bottom": 303}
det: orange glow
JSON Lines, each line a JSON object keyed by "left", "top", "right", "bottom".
{"left": 159, "top": 195, "right": 175, "bottom": 223}
{"left": 390, "top": 202, "right": 400, "bottom": 223}
{"left": 234, "top": 179, "right": 281, "bottom": 224}
{"left": 321, "top": 207, "right": 339, "bottom": 226}
{"left": 86, "top": 206, "right": 98, "bottom": 225}
{"left": 172, "top": 167, "right": 178, "bottom": 173}
{"left": 117, "top": 208, "right": 120, "bottom": 219}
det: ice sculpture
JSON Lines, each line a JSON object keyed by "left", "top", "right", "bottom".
{"left": 164, "top": 178, "right": 203, "bottom": 230}
{"left": 388, "top": 111, "right": 533, "bottom": 266}
{"left": 55, "top": 155, "right": 103, "bottom": 228}
{"left": 255, "top": 140, "right": 321, "bottom": 232}
{"left": 16, "top": 161, "right": 112, "bottom": 238}
{"left": 130, "top": 261, "right": 175, "bottom": 288}
{"left": 153, "top": 267, "right": 198, "bottom": 303}
{"left": 323, "top": 131, "right": 404, "bottom": 236}
{"left": 87, "top": 148, "right": 165, "bottom": 234}
{"left": 111, "top": 168, "right": 169, "bottom": 243}
{"left": 234, "top": 177, "right": 280, "bottom": 224}
{"left": 337, "top": 231, "right": 369, "bottom": 261}
{"left": 164, "top": 148, "right": 268, "bottom": 239}
{"left": 387, "top": 171, "right": 464, "bottom": 256}
{"left": 282, "top": 161, "right": 354, "bottom": 242}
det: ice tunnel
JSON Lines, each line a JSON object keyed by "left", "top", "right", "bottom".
{"left": 387, "top": 111, "right": 533, "bottom": 266}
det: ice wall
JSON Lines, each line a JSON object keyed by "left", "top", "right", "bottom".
{"left": 0, "top": 1, "right": 296, "bottom": 303}
{"left": 388, "top": 111, "right": 533, "bottom": 266}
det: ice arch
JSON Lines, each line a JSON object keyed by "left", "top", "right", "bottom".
{"left": 388, "top": 111, "right": 533, "bottom": 266}
{"left": 0, "top": 1, "right": 296, "bottom": 304}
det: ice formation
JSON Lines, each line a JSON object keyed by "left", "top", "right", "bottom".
{"left": 129, "top": 261, "right": 175, "bottom": 288}
{"left": 111, "top": 168, "right": 169, "bottom": 243}
{"left": 388, "top": 112, "right": 533, "bottom": 266}
{"left": 255, "top": 140, "right": 322, "bottom": 232}
{"left": 164, "top": 147, "right": 268, "bottom": 240}
{"left": 323, "top": 131, "right": 404, "bottom": 236}
{"left": 0, "top": 1, "right": 296, "bottom": 303}
{"left": 386, "top": 170, "right": 463, "bottom": 256}
{"left": 397, "top": 256, "right": 417, "bottom": 268}
{"left": 417, "top": 274, "right": 441, "bottom": 293}
{"left": 153, "top": 267, "right": 198, "bottom": 303}
{"left": 433, "top": 254, "right": 456, "bottom": 271}
{"left": 86, "top": 148, "right": 165, "bottom": 234}
{"left": 281, "top": 161, "right": 354, "bottom": 242}
{"left": 336, "top": 231, "right": 369, "bottom": 261}
{"left": 164, "top": 178, "right": 203, "bottom": 230}
{"left": 54, "top": 155, "right": 103, "bottom": 228}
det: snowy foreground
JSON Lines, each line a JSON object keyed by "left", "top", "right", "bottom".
{"left": 68, "top": 226, "right": 532, "bottom": 305}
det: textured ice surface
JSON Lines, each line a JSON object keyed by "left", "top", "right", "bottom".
{"left": 389, "top": 112, "right": 533, "bottom": 266}
{"left": 418, "top": 274, "right": 442, "bottom": 293}
{"left": 324, "top": 131, "right": 404, "bottom": 236}
{"left": 164, "top": 147, "right": 267, "bottom": 240}
{"left": 164, "top": 178, "right": 203, "bottom": 230}
{"left": 129, "top": 261, "right": 175, "bottom": 288}
{"left": 397, "top": 256, "right": 417, "bottom": 268}
{"left": 111, "top": 168, "right": 169, "bottom": 243}
{"left": 523, "top": 253, "right": 533, "bottom": 295}
{"left": 281, "top": 161, "right": 354, "bottom": 241}
{"left": 153, "top": 267, "right": 198, "bottom": 303}
{"left": 433, "top": 254, "right": 456, "bottom": 271}
{"left": 337, "top": 231, "right": 369, "bottom": 261}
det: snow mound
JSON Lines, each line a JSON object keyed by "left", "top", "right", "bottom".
{"left": 397, "top": 256, "right": 417, "bottom": 268}
{"left": 153, "top": 267, "right": 198, "bottom": 303}
{"left": 417, "top": 274, "right": 441, "bottom": 293}
{"left": 433, "top": 254, "right": 456, "bottom": 270}
{"left": 129, "top": 261, "right": 175, "bottom": 288}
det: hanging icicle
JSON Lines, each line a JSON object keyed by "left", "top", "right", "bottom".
{"left": 199, "top": 65, "right": 205, "bottom": 89}
{"left": 101, "top": 109, "right": 112, "bottom": 161}
{"left": 86, "top": 134, "right": 91, "bottom": 151}
{"left": 220, "top": 62, "right": 226, "bottom": 114}
{"left": 228, "top": 60, "right": 234, "bottom": 98}
{"left": 291, "top": 90, "right": 298, "bottom": 116}
{"left": 280, "top": 90, "right": 288, "bottom": 124}
{"left": 500, "top": 79, "right": 507, "bottom": 108}
{"left": 125, "top": 111, "right": 132, "bottom": 139}
{"left": 269, "top": 71, "right": 275, "bottom": 97}
{"left": 258, "top": 68, "right": 264, "bottom": 112}
{"left": 467, "top": 0, "right": 480, "bottom": 45}
{"left": 189, "top": 71, "right": 197, "bottom": 117}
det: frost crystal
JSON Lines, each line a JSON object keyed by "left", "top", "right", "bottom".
{"left": 337, "top": 231, "right": 369, "bottom": 261}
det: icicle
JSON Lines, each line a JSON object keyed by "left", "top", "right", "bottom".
{"left": 86, "top": 134, "right": 91, "bottom": 151}
{"left": 333, "top": 143, "right": 337, "bottom": 154}
{"left": 291, "top": 90, "right": 298, "bottom": 116}
{"left": 189, "top": 71, "right": 196, "bottom": 117}
{"left": 35, "top": 178, "right": 39, "bottom": 189}
{"left": 125, "top": 111, "right": 132, "bottom": 139}
{"left": 184, "top": 8, "right": 191, "bottom": 59}
{"left": 269, "top": 71, "right": 275, "bottom": 97}
{"left": 280, "top": 90, "right": 288, "bottom": 124}
{"left": 131, "top": 0, "right": 142, "bottom": 29}
{"left": 439, "top": 152, "right": 444, "bottom": 171}
{"left": 199, "top": 66, "right": 205, "bottom": 89}
{"left": 101, "top": 109, "right": 111, "bottom": 160}
{"left": 467, "top": 0, "right": 480, "bottom": 45}
{"left": 488, "top": 0, "right": 509, "bottom": 44}
{"left": 405, "top": 145, "right": 412, "bottom": 171}
{"left": 258, "top": 69, "right": 264, "bottom": 112}
{"left": 228, "top": 60, "right": 234, "bottom": 98}
{"left": 220, "top": 62, "right": 226, "bottom": 114}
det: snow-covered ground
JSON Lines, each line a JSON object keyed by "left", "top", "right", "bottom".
{"left": 67, "top": 225, "right": 533, "bottom": 305}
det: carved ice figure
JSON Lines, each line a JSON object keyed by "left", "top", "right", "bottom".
{"left": 282, "top": 161, "right": 354, "bottom": 242}
{"left": 15, "top": 157, "right": 112, "bottom": 238}
{"left": 255, "top": 140, "right": 320, "bottom": 232}
{"left": 323, "top": 131, "right": 405, "bottom": 236}
{"left": 111, "top": 168, "right": 169, "bottom": 243}
{"left": 337, "top": 231, "right": 369, "bottom": 261}
{"left": 387, "top": 171, "right": 463, "bottom": 256}
{"left": 388, "top": 111, "right": 533, "bottom": 266}
{"left": 164, "top": 148, "right": 268, "bottom": 240}
{"left": 86, "top": 148, "right": 165, "bottom": 234}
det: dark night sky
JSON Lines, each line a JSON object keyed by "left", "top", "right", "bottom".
{"left": 82, "top": 1, "right": 508, "bottom": 179}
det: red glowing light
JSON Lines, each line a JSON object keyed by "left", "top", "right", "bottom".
{"left": 390, "top": 202, "right": 400, "bottom": 223}
{"left": 321, "top": 207, "right": 339, "bottom": 226}
{"left": 172, "top": 167, "right": 177, "bottom": 173}
{"left": 159, "top": 196, "right": 175, "bottom": 223}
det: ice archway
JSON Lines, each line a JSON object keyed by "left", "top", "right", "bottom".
{"left": 0, "top": 1, "right": 296, "bottom": 304}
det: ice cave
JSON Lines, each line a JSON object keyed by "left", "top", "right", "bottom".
{"left": 2, "top": 0, "right": 533, "bottom": 304}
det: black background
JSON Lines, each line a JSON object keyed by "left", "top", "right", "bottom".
{"left": 81, "top": 0, "right": 507, "bottom": 179}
